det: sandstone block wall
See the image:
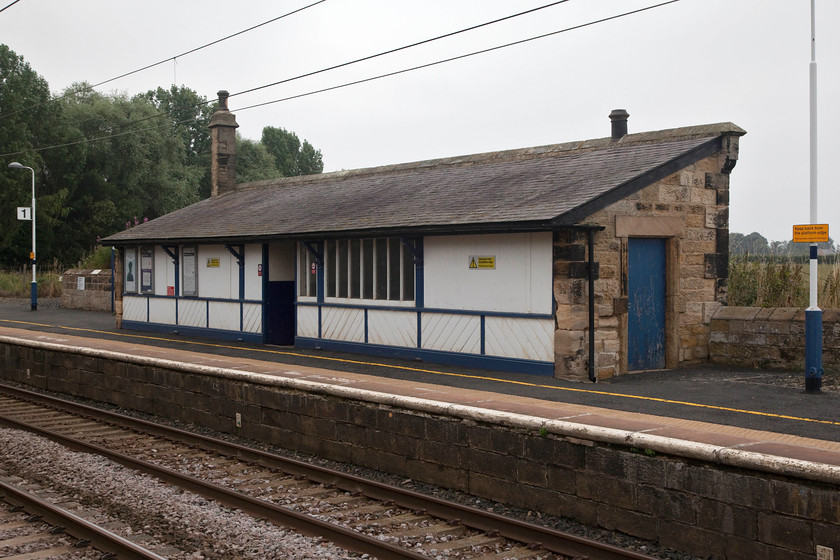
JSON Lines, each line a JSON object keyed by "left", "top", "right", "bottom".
{"left": 1, "top": 339, "right": 837, "bottom": 559}
{"left": 555, "top": 149, "right": 731, "bottom": 381}
{"left": 710, "top": 306, "right": 840, "bottom": 371}
{"left": 60, "top": 269, "right": 113, "bottom": 312}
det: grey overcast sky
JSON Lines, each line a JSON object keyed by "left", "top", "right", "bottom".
{"left": 1, "top": 0, "right": 838, "bottom": 242}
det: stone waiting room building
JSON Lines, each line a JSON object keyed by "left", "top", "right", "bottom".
{"left": 104, "top": 95, "right": 744, "bottom": 381}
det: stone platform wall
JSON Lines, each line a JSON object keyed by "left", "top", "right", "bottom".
{"left": 61, "top": 269, "right": 113, "bottom": 312}
{"left": 1, "top": 337, "right": 837, "bottom": 559}
{"left": 709, "top": 306, "right": 840, "bottom": 371}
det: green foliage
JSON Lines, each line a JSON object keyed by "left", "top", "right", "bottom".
{"left": 728, "top": 256, "right": 807, "bottom": 307}
{"left": 0, "top": 269, "right": 61, "bottom": 297}
{"left": 78, "top": 246, "right": 114, "bottom": 269}
{"left": 236, "top": 136, "right": 280, "bottom": 182}
{"left": 0, "top": 44, "right": 326, "bottom": 269}
{"left": 261, "top": 126, "right": 323, "bottom": 177}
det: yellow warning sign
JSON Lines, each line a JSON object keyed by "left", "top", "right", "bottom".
{"left": 468, "top": 255, "right": 495, "bottom": 269}
{"left": 793, "top": 224, "right": 829, "bottom": 243}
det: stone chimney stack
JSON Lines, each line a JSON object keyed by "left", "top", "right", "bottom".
{"left": 609, "top": 109, "right": 629, "bottom": 140}
{"left": 209, "top": 90, "right": 239, "bottom": 197}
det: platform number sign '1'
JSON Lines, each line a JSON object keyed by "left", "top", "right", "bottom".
{"left": 17, "top": 207, "right": 32, "bottom": 221}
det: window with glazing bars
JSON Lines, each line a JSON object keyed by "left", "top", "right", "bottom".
{"left": 301, "top": 238, "right": 415, "bottom": 301}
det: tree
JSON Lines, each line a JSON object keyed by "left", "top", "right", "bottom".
{"left": 50, "top": 85, "right": 201, "bottom": 262}
{"left": 141, "top": 86, "right": 215, "bottom": 198}
{"left": 236, "top": 136, "right": 279, "bottom": 183}
{"left": 0, "top": 44, "right": 64, "bottom": 267}
{"left": 261, "top": 126, "right": 323, "bottom": 177}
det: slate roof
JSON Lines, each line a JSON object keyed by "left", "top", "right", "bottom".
{"left": 104, "top": 122, "right": 745, "bottom": 245}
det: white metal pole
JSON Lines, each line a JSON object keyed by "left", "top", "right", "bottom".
{"left": 805, "top": 0, "right": 822, "bottom": 392}
{"left": 809, "top": 0, "right": 818, "bottom": 310}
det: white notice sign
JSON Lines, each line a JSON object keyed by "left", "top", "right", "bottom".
{"left": 17, "top": 207, "right": 31, "bottom": 221}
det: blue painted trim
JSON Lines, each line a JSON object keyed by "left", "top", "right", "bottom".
{"left": 122, "top": 293, "right": 262, "bottom": 305}
{"left": 480, "top": 315, "right": 486, "bottom": 355}
{"left": 416, "top": 311, "right": 422, "bottom": 349}
{"left": 415, "top": 237, "right": 424, "bottom": 308}
{"left": 318, "top": 305, "right": 322, "bottom": 338}
{"left": 295, "top": 301, "right": 552, "bottom": 320}
{"left": 122, "top": 320, "right": 262, "bottom": 344}
{"left": 364, "top": 308, "right": 369, "bottom": 343}
{"left": 295, "top": 337, "right": 554, "bottom": 376}
{"left": 262, "top": 244, "right": 269, "bottom": 342}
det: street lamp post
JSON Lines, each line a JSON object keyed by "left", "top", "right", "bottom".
{"left": 8, "top": 162, "right": 37, "bottom": 311}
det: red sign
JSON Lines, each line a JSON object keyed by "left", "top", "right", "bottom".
{"left": 311, "top": 262, "right": 317, "bottom": 273}
{"left": 257, "top": 264, "right": 263, "bottom": 277}
{"left": 167, "top": 286, "right": 175, "bottom": 296}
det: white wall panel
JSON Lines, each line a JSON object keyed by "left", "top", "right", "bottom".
{"left": 424, "top": 232, "right": 552, "bottom": 314}
{"left": 198, "top": 245, "right": 233, "bottom": 299}
{"left": 148, "top": 297, "right": 176, "bottom": 325}
{"left": 323, "top": 307, "right": 365, "bottom": 342}
{"left": 209, "top": 300, "right": 240, "bottom": 331}
{"left": 485, "top": 317, "right": 554, "bottom": 362}
{"left": 297, "top": 306, "right": 319, "bottom": 338}
{"left": 178, "top": 299, "right": 207, "bottom": 328}
{"left": 369, "top": 310, "right": 416, "bottom": 348}
{"left": 421, "top": 313, "right": 480, "bottom": 354}
{"left": 123, "top": 296, "right": 147, "bottom": 322}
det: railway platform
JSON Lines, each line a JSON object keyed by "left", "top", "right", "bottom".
{"left": 1, "top": 299, "right": 840, "bottom": 468}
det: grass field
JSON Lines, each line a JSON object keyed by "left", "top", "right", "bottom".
{"left": 728, "top": 256, "right": 840, "bottom": 309}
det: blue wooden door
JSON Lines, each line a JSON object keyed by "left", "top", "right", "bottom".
{"left": 628, "top": 238, "right": 666, "bottom": 370}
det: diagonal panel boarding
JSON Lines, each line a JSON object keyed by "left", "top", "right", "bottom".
{"left": 297, "top": 306, "right": 319, "bottom": 338}
{"left": 242, "top": 303, "right": 263, "bottom": 333}
{"left": 178, "top": 299, "right": 207, "bottom": 328}
{"left": 421, "top": 313, "right": 481, "bottom": 354}
{"left": 322, "top": 307, "right": 365, "bottom": 343}
{"left": 122, "top": 296, "right": 147, "bottom": 322}
{"left": 485, "top": 316, "right": 553, "bottom": 362}
{"left": 368, "top": 310, "right": 416, "bottom": 348}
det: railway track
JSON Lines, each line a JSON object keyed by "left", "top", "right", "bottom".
{"left": 0, "top": 474, "right": 166, "bottom": 559}
{"left": 0, "top": 382, "right": 658, "bottom": 560}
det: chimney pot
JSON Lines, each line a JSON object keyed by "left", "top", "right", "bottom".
{"left": 217, "top": 90, "right": 230, "bottom": 111}
{"left": 609, "top": 109, "right": 629, "bottom": 140}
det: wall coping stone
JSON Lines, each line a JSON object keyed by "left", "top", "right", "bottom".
{"left": 713, "top": 306, "right": 761, "bottom": 321}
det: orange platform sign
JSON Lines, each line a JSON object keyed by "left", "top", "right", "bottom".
{"left": 793, "top": 224, "right": 829, "bottom": 243}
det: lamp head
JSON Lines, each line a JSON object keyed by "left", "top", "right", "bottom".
{"left": 8, "top": 162, "right": 26, "bottom": 169}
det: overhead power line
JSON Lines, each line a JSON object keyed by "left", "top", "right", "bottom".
{"left": 0, "top": 0, "right": 21, "bottom": 14}
{"left": 236, "top": 0, "right": 681, "bottom": 111}
{"left": 0, "top": 1, "right": 680, "bottom": 159}
{"left": 0, "top": 0, "right": 328, "bottom": 122}
{"left": 1, "top": 0, "right": 576, "bottom": 154}
{"left": 228, "top": 0, "right": 572, "bottom": 100}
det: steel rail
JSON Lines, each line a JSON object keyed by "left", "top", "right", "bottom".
{"left": 0, "top": 382, "right": 658, "bottom": 560}
{"left": 0, "top": 478, "right": 168, "bottom": 560}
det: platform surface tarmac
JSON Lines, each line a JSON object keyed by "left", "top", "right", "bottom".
{"left": 2, "top": 299, "right": 840, "bottom": 469}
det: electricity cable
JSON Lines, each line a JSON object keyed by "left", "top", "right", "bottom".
{"left": 234, "top": 1, "right": 679, "bottom": 111}
{"left": 228, "top": 0, "right": 572, "bottom": 100}
{"left": 0, "top": 0, "right": 21, "bottom": 14}
{"left": 0, "top": 0, "right": 680, "bottom": 159}
{"left": 0, "top": 0, "right": 327, "bottom": 122}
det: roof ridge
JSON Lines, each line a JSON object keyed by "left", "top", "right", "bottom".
{"left": 233, "top": 121, "right": 745, "bottom": 192}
